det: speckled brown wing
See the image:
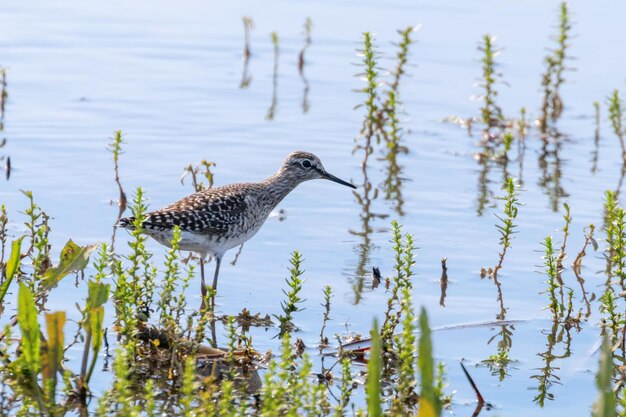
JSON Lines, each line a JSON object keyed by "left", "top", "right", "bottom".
{"left": 140, "top": 184, "right": 254, "bottom": 235}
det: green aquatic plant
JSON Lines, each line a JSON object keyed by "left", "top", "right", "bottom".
{"left": 22, "top": 190, "right": 51, "bottom": 291}
{"left": 77, "top": 279, "right": 110, "bottom": 396}
{"left": 181, "top": 159, "right": 217, "bottom": 192}
{"left": 356, "top": 31, "right": 383, "bottom": 151}
{"left": 0, "top": 197, "right": 96, "bottom": 350}
{"left": 97, "top": 342, "right": 137, "bottom": 416}
{"left": 388, "top": 26, "right": 414, "bottom": 97}
{"left": 381, "top": 221, "right": 416, "bottom": 353}
{"left": 390, "top": 286, "right": 418, "bottom": 414}
{"left": 600, "top": 191, "right": 626, "bottom": 343}
{"left": 383, "top": 26, "right": 415, "bottom": 147}
{"left": 556, "top": 203, "right": 571, "bottom": 285}
{"left": 319, "top": 284, "right": 332, "bottom": 347}
{"left": 157, "top": 225, "right": 183, "bottom": 329}
{"left": 0, "top": 206, "right": 98, "bottom": 407}
{"left": 0, "top": 182, "right": 452, "bottom": 416}
{"left": 260, "top": 331, "right": 329, "bottom": 416}
{"left": 478, "top": 34, "right": 504, "bottom": 128}
{"left": 108, "top": 130, "right": 127, "bottom": 218}
{"left": 600, "top": 287, "right": 621, "bottom": 342}
{"left": 179, "top": 356, "right": 197, "bottom": 416}
{"left": 542, "top": 236, "right": 563, "bottom": 317}
{"left": 609, "top": 207, "right": 626, "bottom": 288}
{"left": 334, "top": 357, "right": 354, "bottom": 416}
{"left": 114, "top": 188, "right": 148, "bottom": 338}
{"left": 2, "top": 271, "right": 107, "bottom": 415}
{"left": 418, "top": 308, "right": 442, "bottom": 417}
{"left": 274, "top": 251, "right": 306, "bottom": 335}
{"left": 493, "top": 177, "right": 520, "bottom": 274}
{"left": 608, "top": 89, "right": 626, "bottom": 160}
{"left": 366, "top": 319, "right": 383, "bottom": 417}
{"left": 0, "top": 237, "right": 23, "bottom": 309}
{"left": 537, "top": 1, "right": 572, "bottom": 132}
{"left": 484, "top": 177, "right": 520, "bottom": 320}
{"left": 381, "top": 27, "right": 415, "bottom": 216}
{"left": 592, "top": 337, "right": 617, "bottom": 417}
{"left": 351, "top": 28, "right": 416, "bottom": 296}
{"left": 434, "top": 362, "right": 451, "bottom": 407}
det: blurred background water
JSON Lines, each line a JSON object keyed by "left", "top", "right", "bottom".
{"left": 1, "top": 0, "right": 626, "bottom": 414}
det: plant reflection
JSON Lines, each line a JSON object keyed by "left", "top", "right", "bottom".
{"left": 572, "top": 224, "right": 596, "bottom": 319}
{"left": 537, "top": 131, "right": 568, "bottom": 212}
{"left": 265, "top": 32, "right": 279, "bottom": 121}
{"left": 482, "top": 323, "right": 515, "bottom": 381}
{"left": 0, "top": 69, "right": 8, "bottom": 181}
{"left": 591, "top": 101, "right": 600, "bottom": 174}
{"left": 349, "top": 145, "right": 388, "bottom": 304}
{"left": 531, "top": 320, "right": 576, "bottom": 406}
{"left": 298, "top": 18, "right": 312, "bottom": 114}
{"left": 381, "top": 140, "right": 407, "bottom": 217}
{"left": 239, "top": 17, "right": 254, "bottom": 89}
{"left": 439, "top": 258, "right": 448, "bottom": 307}
{"left": 473, "top": 125, "right": 519, "bottom": 217}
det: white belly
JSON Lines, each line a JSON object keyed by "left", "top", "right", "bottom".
{"left": 146, "top": 227, "right": 261, "bottom": 258}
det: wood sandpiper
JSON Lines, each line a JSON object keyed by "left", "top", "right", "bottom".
{"left": 117, "top": 151, "right": 356, "bottom": 300}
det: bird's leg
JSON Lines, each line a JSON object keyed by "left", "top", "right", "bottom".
{"left": 200, "top": 257, "right": 207, "bottom": 299}
{"left": 209, "top": 255, "right": 223, "bottom": 309}
{"left": 212, "top": 254, "right": 223, "bottom": 292}
{"left": 209, "top": 317, "right": 217, "bottom": 348}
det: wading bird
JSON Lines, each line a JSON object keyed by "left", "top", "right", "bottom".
{"left": 117, "top": 151, "right": 355, "bottom": 300}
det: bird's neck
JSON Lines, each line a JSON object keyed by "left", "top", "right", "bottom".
{"left": 260, "top": 170, "right": 302, "bottom": 208}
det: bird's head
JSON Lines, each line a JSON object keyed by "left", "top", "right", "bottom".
{"left": 279, "top": 151, "right": 356, "bottom": 189}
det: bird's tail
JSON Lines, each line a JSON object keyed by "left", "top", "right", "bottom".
{"left": 116, "top": 216, "right": 136, "bottom": 230}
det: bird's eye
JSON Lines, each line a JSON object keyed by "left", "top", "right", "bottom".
{"left": 301, "top": 160, "right": 312, "bottom": 168}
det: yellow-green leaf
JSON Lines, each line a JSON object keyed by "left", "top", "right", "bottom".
{"left": 85, "top": 305, "right": 104, "bottom": 383}
{"left": 43, "top": 311, "right": 65, "bottom": 401}
{"left": 366, "top": 319, "right": 382, "bottom": 417}
{"left": 417, "top": 398, "right": 438, "bottom": 417}
{"left": 90, "top": 306, "right": 104, "bottom": 356}
{"left": 86, "top": 281, "right": 110, "bottom": 311}
{"left": 42, "top": 240, "right": 97, "bottom": 289}
{"left": 418, "top": 307, "right": 441, "bottom": 417}
{"left": 0, "top": 237, "right": 24, "bottom": 304}
{"left": 592, "top": 336, "right": 616, "bottom": 417}
{"left": 17, "top": 283, "right": 40, "bottom": 375}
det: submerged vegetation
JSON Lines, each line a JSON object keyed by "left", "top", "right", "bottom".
{"left": 0, "top": 190, "right": 454, "bottom": 416}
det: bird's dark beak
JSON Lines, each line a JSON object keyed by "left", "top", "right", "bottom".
{"left": 322, "top": 171, "right": 357, "bottom": 189}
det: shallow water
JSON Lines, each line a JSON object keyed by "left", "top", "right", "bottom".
{"left": 1, "top": 0, "right": 626, "bottom": 414}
